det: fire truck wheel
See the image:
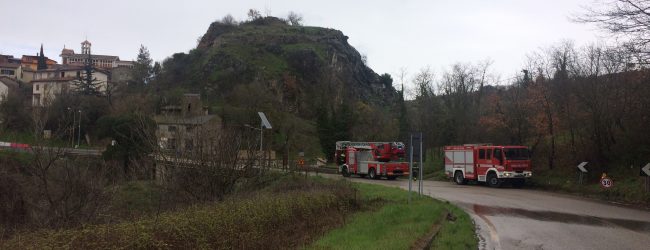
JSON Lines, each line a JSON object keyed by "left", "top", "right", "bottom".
{"left": 487, "top": 173, "right": 501, "bottom": 188}
{"left": 368, "top": 168, "right": 378, "bottom": 179}
{"left": 341, "top": 166, "right": 351, "bottom": 177}
{"left": 454, "top": 171, "right": 467, "bottom": 185}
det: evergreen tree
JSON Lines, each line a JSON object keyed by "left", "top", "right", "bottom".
{"left": 130, "top": 45, "right": 153, "bottom": 89}
{"left": 316, "top": 106, "right": 334, "bottom": 160}
{"left": 37, "top": 44, "right": 47, "bottom": 70}
{"left": 332, "top": 103, "right": 353, "bottom": 141}
{"left": 397, "top": 84, "right": 410, "bottom": 141}
{"left": 151, "top": 61, "right": 162, "bottom": 80}
{"left": 316, "top": 104, "right": 355, "bottom": 161}
{"left": 72, "top": 52, "right": 103, "bottom": 96}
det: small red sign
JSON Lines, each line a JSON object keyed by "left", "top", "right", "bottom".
{"left": 600, "top": 177, "right": 613, "bottom": 188}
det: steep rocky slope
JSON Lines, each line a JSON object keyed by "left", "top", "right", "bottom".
{"left": 156, "top": 17, "right": 398, "bottom": 116}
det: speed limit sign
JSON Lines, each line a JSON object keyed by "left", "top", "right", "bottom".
{"left": 600, "top": 177, "right": 614, "bottom": 188}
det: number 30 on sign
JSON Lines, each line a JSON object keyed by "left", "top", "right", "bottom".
{"left": 600, "top": 178, "right": 613, "bottom": 188}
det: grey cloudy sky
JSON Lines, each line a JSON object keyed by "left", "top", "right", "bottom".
{"left": 2, "top": 0, "right": 603, "bottom": 82}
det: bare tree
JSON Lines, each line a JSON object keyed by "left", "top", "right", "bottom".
{"left": 149, "top": 118, "right": 260, "bottom": 202}
{"left": 287, "top": 11, "right": 303, "bottom": 26}
{"left": 2, "top": 103, "right": 112, "bottom": 229}
{"left": 414, "top": 67, "right": 435, "bottom": 99}
{"left": 221, "top": 14, "right": 238, "bottom": 26}
{"left": 577, "top": 0, "right": 650, "bottom": 61}
{"left": 247, "top": 9, "right": 262, "bottom": 21}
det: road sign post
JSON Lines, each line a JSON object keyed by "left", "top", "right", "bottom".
{"left": 407, "top": 132, "right": 424, "bottom": 200}
{"left": 577, "top": 162, "right": 588, "bottom": 185}
{"left": 408, "top": 134, "right": 413, "bottom": 204}
{"left": 600, "top": 174, "right": 613, "bottom": 189}
{"left": 419, "top": 133, "right": 423, "bottom": 196}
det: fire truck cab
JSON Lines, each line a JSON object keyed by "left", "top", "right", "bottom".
{"left": 444, "top": 144, "right": 532, "bottom": 188}
{"left": 336, "top": 141, "right": 409, "bottom": 180}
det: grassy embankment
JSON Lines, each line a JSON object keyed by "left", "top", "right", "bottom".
{"left": 528, "top": 167, "right": 650, "bottom": 206}
{"left": 1, "top": 174, "right": 477, "bottom": 249}
{"left": 1, "top": 175, "right": 356, "bottom": 249}
{"left": 310, "top": 181, "right": 476, "bottom": 250}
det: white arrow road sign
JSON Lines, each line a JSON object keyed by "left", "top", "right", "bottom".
{"left": 642, "top": 163, "right": 650, "bottom": 177}
{"left": 577, "top": 162, "right": 588, "bottom": 173}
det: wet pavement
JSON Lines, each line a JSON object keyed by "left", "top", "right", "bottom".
{"left": 324, "top": 174, "right": 650, "bottom": 250}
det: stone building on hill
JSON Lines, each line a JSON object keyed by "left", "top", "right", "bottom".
{"left": 0, "top": 55, "right": 21, "bottom": 78}
{"left": 0, "top": 76, "right": 20, "bottom": 102}
{"left": 154, "top": 94, "right": 220, "bottom": 151}
{"left": 60, "top": 40, "right": 134, "bottom": 69}
{"left": 20, "top": 55, "right": 57, "bottom": 71}
{"left": 30, "top": 64, "right": 109, "bottom": 106}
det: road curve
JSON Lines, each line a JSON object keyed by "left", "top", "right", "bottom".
{"left": 325, "top": 174, "right": 650, "bottom": 250}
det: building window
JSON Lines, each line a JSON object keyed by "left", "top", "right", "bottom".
{"left": 60, "top": 72, "right": 65, "bottom": 78}
{"left": 35, "top": 84, "right": 39, "bottom": 91}
{"left": 77, "top": 71, "right": 80, "bottom": 78}
{"left": 168, "top": 126, "right": 177, "bottom": 132}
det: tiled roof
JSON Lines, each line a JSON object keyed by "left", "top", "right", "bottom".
{"left": 21, "top": 55, "right": 57, "bottom": 64}
{"left": 0, "top": 76, "right": 19, "bottom": 88}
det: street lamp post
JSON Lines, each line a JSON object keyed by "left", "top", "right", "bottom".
{"left": 244, "top": 124, "right": 263, "bottom": 154}
{"left": 244, "top": 112, "right": 272, "bottom": 168}
{"left": 76, "top": 110, "right": 82, "bottom": 148}
{"left": 68, "top": 107, "right": 75, "bottom": 147}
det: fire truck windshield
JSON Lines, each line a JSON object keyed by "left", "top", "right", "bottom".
{"left": 504, "top": 148, "right": 530, "bottom": 160}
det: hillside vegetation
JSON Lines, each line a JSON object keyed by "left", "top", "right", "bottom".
{"left": 152, "top": 16, "right": 405, "bottom": 159}
{"left": 1, "top": 175, "right": 477, "bottom": 249}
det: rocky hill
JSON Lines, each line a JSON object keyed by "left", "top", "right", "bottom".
{"left": 156, "top": 16, "right": 399, "bottom": 116}
{"left": 153, "top": 16, "right": 404, "bottom": 156}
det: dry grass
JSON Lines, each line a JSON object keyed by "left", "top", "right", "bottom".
{"left": 0, "top": 174, "right": 359, "bottom": 249}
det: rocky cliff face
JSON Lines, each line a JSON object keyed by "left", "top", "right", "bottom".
{"left": 157, "top": 16, "right": 398, "bottom": 118}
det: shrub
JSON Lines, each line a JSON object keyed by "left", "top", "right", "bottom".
{"left": 1, "top": 175, "right": 359, "bottom": 249}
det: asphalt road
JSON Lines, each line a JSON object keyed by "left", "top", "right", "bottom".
{"left": 325, "top": 174, "right": 650, "bottom": 250}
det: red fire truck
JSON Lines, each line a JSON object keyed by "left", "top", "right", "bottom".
{"left": 336, "top": 141, "right": 409, "bottom": 180}
{"left": 444, "top": 144, "right": 532, "bottom": 187}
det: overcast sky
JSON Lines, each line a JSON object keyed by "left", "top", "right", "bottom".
{"left": 1, "top": 0, "right": 604, "bottom": 84}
